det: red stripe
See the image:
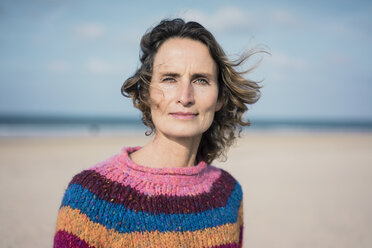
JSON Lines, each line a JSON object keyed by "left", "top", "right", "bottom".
{"left": 239, "top": 225, "right": 244, "bottom": 248}
{"left": 69, "top": 169, "right": 236, "bottom": 214}
{"left": 54, "top": 230, "right": 95, "bottom": 248}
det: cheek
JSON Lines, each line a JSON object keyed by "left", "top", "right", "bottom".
{"left": 149, "top": 86, "right": 163, "bottom": 105}
{"left": 196, "top": 93, "right": 219, "bottom": 127}
{"left": 150, "top": 84, "right": 178, "bottom": 105}
{"left": 149, "top": 86, "right": 166, "bottom": 113}
{"left": 196, "top": 88, "right": 220, "bottom": 111}
{"left": 149, "top": 87, "right": 173, "bottom": 117}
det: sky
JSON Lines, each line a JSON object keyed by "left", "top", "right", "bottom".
{"left": 1, "top": 0, "right": 371, "bottom": 121}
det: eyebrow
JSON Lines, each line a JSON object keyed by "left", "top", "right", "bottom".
{"left": 159, "top": 72, "right": 215, "bottom": 80}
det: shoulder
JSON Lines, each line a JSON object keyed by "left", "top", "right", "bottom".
{"left": 209, "top": 164, "right": 241, "bottom": 185}
{"left": 67, "top": 152, "right": 119, "bottom": 185}
{"left": 208, "top": 165, "right": 243, "bottom": 200}
{"left": 62, "top": 149, "right": 124, "bottom": 194}
{"left": 59, "top": 151, "right": 126, "bottom": 210}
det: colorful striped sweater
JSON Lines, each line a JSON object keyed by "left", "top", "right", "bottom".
{"left": 54, "top": 147, "right": 244, "bottom": 248}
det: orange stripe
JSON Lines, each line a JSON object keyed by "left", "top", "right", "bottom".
{"left": 56, "top": 205, "right": 243, "bottom": 248}
{"left": 238, "top": 200, "right": 244, "bottom": 225}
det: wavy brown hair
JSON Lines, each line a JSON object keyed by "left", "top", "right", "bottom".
{"left": 122, "top": 18, "right": 263, "bottom": 164}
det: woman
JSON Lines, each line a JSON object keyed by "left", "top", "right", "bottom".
{"left": 54, "top": 18, "right": 261, "bottom": 248}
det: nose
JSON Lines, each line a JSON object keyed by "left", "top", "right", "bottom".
{"left": 177, "top": 81, "right": 195, "bottom": 106}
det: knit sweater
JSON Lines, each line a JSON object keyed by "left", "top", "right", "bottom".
{"left": 54, "top": 147, "right": 244, "bottom": 248}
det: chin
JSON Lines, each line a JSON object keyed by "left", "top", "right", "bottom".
{"left": 157, "top": 125, "right": 207, "bottom": 139}
{"left": 166, "top": 130, "right": 203, "bottom": 139}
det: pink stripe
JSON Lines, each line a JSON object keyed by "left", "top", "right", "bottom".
{"left": 90, "top": 154, "right": 222, "bottom": 196}
{"left": 54, "top": 230, "right": 94, "bottom": 248}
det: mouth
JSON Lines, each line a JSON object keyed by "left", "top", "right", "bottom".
{"left": 170, "top": 112, "right": 198, "bottom": 120}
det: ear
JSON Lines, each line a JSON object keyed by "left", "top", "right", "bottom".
{"left": 215, "top": 98, "right": 223, "bottom": 112}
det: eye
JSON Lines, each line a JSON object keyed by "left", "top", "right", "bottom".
{"left": 194, "top": 78, "right": 209, "bottom": 85}
{"left": 162, "top": 77, "right": 176, "bottom": 83}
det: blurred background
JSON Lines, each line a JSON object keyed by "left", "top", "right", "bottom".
{"left": 0, "top": 0, "right": 371, "bottom": 247}
{"left": 1, "top": 0, "right": 371, "bottom": 133}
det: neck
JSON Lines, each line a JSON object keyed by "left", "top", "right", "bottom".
{"left": 130, "top": 132, "right": 202, "bottom": 169}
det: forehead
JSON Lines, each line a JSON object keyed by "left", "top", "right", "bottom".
{"left": 153, "top": 38, "right": 217, "bottom": 75}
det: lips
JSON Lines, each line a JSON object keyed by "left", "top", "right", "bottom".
{"left": 170, "top": 112, "right": 198, "bottom": 120}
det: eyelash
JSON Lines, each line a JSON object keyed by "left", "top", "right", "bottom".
{"left": 162, "top": 77, "right": 176, "bottom": 83}
{"left": 195, "top": 78, "right": 209, "bottom": 85}
{"left": 161, "top": 77, "right": 209, "bottom": 85}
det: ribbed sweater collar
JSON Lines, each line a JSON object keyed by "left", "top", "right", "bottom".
{"left": 121, "top": 146, "right": 208, "bottom": 176}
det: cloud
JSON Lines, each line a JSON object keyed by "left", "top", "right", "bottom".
{"left": 179, "top": 7, "right": 252, "bottom": 33}
{"left": 74, "top": 23, "right": 105, "bottom": 39}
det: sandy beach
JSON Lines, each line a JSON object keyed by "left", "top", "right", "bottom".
{"left": 0, "top": 131, "right": 371, "bottom": 248}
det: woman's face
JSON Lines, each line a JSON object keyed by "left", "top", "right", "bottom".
{"left": 149, "top": 38, "right": 222, "bottom": 140}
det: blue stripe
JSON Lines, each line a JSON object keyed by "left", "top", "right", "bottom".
{"left": 61, "top": 182, "right": 242, "bottom": 233}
